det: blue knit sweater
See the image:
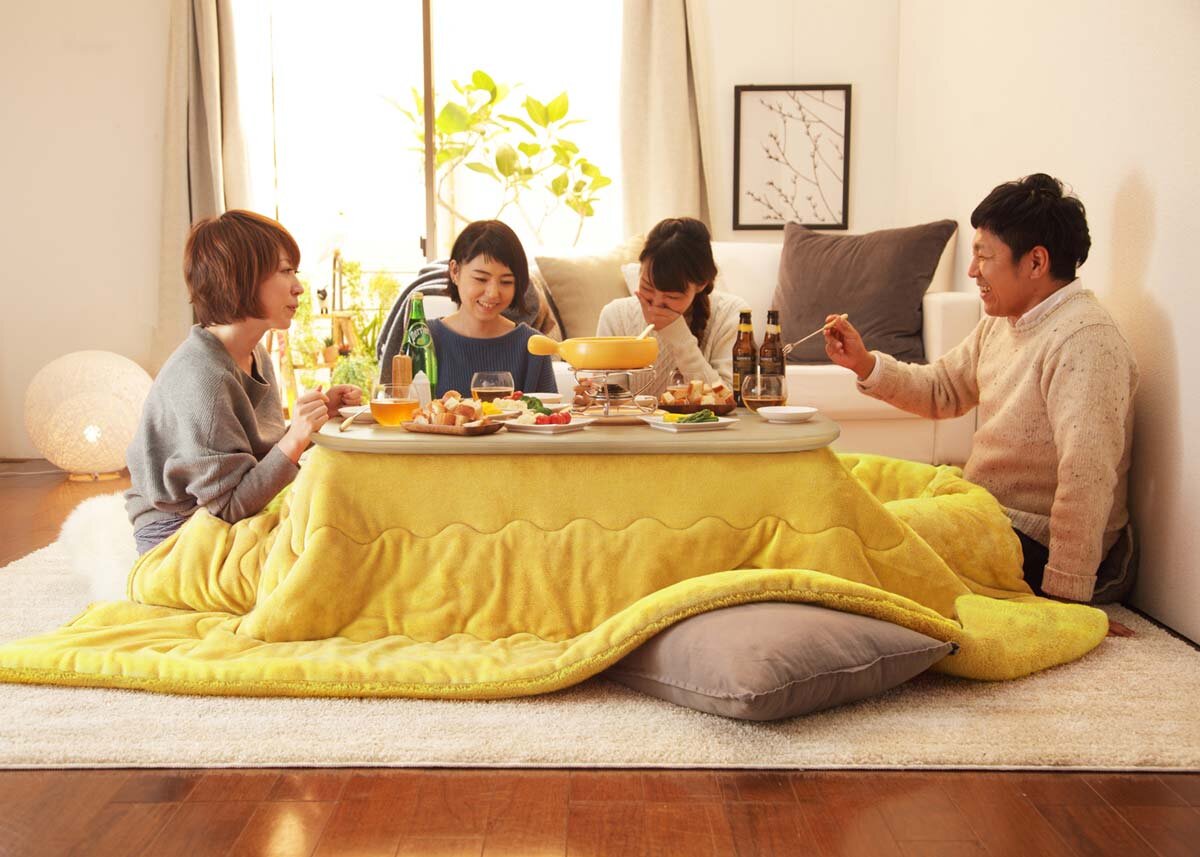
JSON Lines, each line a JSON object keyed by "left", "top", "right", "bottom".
{"left": 429, "top": 319, "right": 557, "bottom": 397}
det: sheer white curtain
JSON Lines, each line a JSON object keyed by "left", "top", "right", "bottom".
{"left": 619, "top": 0, "right": 714, "bottom": 235}
{"left": 153, "top": 0, "right": 275, "bottom": 368}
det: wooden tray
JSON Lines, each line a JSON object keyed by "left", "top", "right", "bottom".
{"left": 656, "top": 401, "right": 737, "bottom": 416}
{"left": 401, "top": 421, "right": 504, "bottom": 436}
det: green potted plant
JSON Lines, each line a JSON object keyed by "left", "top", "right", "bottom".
{"left": 321, "top": 336, "right": 338, "bottom": 366}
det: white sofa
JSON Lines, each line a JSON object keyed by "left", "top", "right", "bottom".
{"left": 425, "top": 235, "right": 980, "bottom": 465}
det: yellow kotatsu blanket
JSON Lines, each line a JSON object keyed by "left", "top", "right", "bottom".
{"left": 0, "top": 447, "right": 1108, "bottom": 697}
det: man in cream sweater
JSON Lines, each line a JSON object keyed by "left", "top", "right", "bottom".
{"left": 824, "top": 174, "right": 1138, "bottom": 606}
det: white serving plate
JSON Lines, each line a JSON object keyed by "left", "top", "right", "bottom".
{"left": 756, "top": 405, "right": 818, "bottom": 424}
{"left": 502, "top": 416, "right": 597, "bottom": 434}
{"left": 490, "top": 402, "right": 573, "bottom": 420}
{"left": 337, "top": 406, "right": 375, "bottom": 424}
{"left": 637, "top": 415, "right": 738, "bottom": 433}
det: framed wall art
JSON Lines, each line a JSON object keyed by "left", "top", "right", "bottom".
{"left": 733, "top": 84, "right": 851, "bottom": 230}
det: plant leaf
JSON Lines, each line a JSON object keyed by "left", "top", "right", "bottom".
{"left": 579, "top": 161, "right": 600, "bottom": 178}
{"left": 435, "top": 102, "right": 471, "bottom": 134}
{"left": 590, "top": 176, "right": 612, "bottom": 190}
{"left": 559, "top": 118, "right": 586, "bottom": 128}
{"left": 550, "top": 172, "right": 569, "bottom": 196}
{"left": 465, "top": 162, "right": 499, "bottom": 179}
{"left": 495, "top": 143, "right": 519, "bottom": 177}
{"left": 525, "top": 96, "right": 549, "bottom": 128}
{"left": 471, "top": 69, "right": 496, "bottom": 94}
{"left": 557, "top": 138, "right": 579, "bottom": 153}
{"left": 517, "top": 142, "right": 541, "bottom": 157}
{"left": 499, "top": 113, "right": 536, "bottom": 136}
{"left": 546, "top": 91, "right": 569, "bottom": 123}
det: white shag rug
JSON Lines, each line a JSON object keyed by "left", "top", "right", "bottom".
{"left": 0, "top": 495, "right": 1197, "bottom": 771}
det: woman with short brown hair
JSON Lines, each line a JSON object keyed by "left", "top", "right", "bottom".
{"left": 124, "top": 210, "right": 360, "bottom": 554}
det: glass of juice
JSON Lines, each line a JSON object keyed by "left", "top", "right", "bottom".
{"left": 370, "top": 383, "right": 420, "bottom": 426}
{"left": 740, "top": 374, "right": 788, "bottom": 413}
{"left": 470, "top": 371, "right": 515, "bottom": 402}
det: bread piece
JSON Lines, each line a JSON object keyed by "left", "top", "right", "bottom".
{"left": 688, "top": 380, "right": 703, "bottom": 404}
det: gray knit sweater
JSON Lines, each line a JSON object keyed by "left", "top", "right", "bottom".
{"left": 124, "top": 326, "right": 299, "bottom": 535}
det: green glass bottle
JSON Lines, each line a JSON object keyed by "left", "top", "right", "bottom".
{"left": 402, "top": 292, "right": 438, "bottom": 391}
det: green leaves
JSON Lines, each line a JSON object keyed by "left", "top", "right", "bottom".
{"left": 546, "top": 91, "right": 569, "bottom": 123}
{"left": 435, "top": 102, "right": 471, "bottom": 135}
{"left": 524, "top": 96, "right": 549, "bottom": 128}
{"left": 389, "top": 68, "right": 613, "bottom": 246}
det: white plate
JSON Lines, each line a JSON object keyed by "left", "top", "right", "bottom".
{"left": 490, "top": 402, "right": 573, "bottom": 420}
{"left": 638, "top": 415, "right": 738, "bottom": 433}
{"left": 502, "top": 416, "right": 597, "bottom": 434}
{"left": 337, "top": 406, "right": 375, "bottom": 424}
{"left": 756, "top": 405, "right": 818, "bottom": 424}
{"left": 524, "top": 392, "right": 562, "bottom": 404}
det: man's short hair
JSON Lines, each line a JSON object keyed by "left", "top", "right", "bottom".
{"left": 447, "top": 220, "right": 530, "bottom": 307}
{"left": 184, "top": 210, "right": 301, "bottom": 326}
{"left": 970, "top": 174, "right": 1090, "bottom": 281}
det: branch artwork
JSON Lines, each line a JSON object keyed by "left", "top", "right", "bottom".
{"left": 734, "top": 85, "right": 851, "bottom": 230}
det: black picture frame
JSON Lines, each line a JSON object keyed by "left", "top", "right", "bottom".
{"left": 733, "top": 84, "right": 851, "bottom": 230}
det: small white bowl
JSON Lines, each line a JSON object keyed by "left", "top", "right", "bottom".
{"left": 338, "top": 406, "right": 375, "bottom": 424}
{"left": 757, "top": 405, "right": 818, "bottom": 424}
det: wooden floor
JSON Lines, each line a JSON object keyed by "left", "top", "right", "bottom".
{"left": 1, "top": 464, "right": 1198, "bottom": 857}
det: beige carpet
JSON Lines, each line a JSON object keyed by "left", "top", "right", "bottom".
{"left": 1, "top": 539, "right": 1198, "bottom": 771}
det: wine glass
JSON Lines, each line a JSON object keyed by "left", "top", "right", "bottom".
{"left": 370, "top": 382, "right": 419, "bottom": 427}
{"left": 470, "top": 371, "right": 515, "bottom": 403}
{"left": 740, "top": 374, "right": 788, "bottom": 413}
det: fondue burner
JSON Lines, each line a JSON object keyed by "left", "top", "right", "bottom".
{"left": 571, "top": 367, "right": 658, "bottom": 416}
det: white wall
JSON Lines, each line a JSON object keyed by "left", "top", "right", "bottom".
{"left": 689, "top": 0, "right": 900, "bottom": 241}
{"left": 0, "top": 0, "right": 170, "bottom": 458}
{"left": 893, "top": 0, "right": 1200, "bottom": 639}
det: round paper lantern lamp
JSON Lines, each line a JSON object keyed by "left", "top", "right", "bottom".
{"left": 24, "top": 351, "right": 153, "bottom": 481}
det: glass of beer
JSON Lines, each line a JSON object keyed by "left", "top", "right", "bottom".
{"left": 740, "top": 374, "right": 788, "bottom": 413}
{"left": 370, "top": 382, "right": 420, "bottom": 426}
{"left": 470, "top": 371, "right": 515, "bottom": 402}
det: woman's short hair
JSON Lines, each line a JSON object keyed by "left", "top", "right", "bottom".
{"left": 970, "top": 173, "right": 1090, "bottom": 281}
{"left": 639, "top": 217, "right": 718, "bottom": 340}
{"left": 184, "top": 210, "right": 301, "bottom": 326}
{"left": 447, "top": 220, "right": 530, "bottom": 307}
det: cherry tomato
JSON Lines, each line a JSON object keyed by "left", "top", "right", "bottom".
{"left": 553, "top": 411, "right": 571, "bottom": 424}
{"left": 536, "top": 413, "right": 554, "bottom": 425}
{"left": 510, "top": 390, "right": 524, "bottom": 400}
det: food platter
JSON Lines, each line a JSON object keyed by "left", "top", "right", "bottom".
{"left": 656, "top": 401, "right": 737, "bottom": 416}
{"left": 637, "top": 415, "right": 738, "bottom": 433}
{"left": 502, "top": 416, "right": 597, "bottom": 435}
{"left": 401, "top": 421, "right": 504, "bottom": 437}
{"left": 489, "top": 403, "right": 573, "bottom": 420}
{"left": 337, "top": 406, "right": 375, "bottom": 424}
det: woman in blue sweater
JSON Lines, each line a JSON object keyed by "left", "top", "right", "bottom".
{"left": 430, "top": 220, "right": 556, "bottom": 396}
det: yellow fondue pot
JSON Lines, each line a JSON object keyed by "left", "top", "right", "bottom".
{"left": 527, "top": 334, "right": 658, "bottom": 370}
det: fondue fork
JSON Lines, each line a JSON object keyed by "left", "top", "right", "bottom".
{"left": 782, "top": 314, "right": 848, "bottom": 357}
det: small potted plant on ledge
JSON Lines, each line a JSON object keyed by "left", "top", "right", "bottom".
{"left": 321, "top": 337, "right": 339, "bottom": 366}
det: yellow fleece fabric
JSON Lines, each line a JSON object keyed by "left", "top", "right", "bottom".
{"left": 0, "top": 448, "right": 1108, "bottom": 697}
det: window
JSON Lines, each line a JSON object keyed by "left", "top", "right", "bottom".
{"left": 268, "top": 0, "right": 623, "bottom": 289}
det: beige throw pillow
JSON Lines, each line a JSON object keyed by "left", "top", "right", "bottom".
{"left": 536, "top": 234, "right": 645, "bottom": 339}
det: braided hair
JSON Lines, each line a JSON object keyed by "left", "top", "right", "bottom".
{"left": 639, "top": 217, "right": 718, "bottom": 341}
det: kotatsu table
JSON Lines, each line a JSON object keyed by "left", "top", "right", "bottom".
{"left": 0, "top": 412, "right": 1107, "bottom": 699}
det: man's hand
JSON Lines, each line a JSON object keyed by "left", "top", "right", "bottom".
{"left": 326, "top": 384, "right": 363, "bottom": 417}
{"left": 823, "top": 315, "right": 876, "bottom": 380}
{"left": 638, "top": 292, "right": 682, "bottom": 331}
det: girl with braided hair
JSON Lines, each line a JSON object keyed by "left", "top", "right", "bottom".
{"left": 596, "top": 217, "right": 749, "bottom": 396}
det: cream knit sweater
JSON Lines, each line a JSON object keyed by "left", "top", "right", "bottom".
{"left": 596, "top": 291, "right": 749, "bottom": 396}
{"left": 862, "top": 288, "right": 1137, "bottom": 602}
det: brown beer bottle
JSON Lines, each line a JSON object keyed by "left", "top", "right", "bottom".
{"left": 759, "top": 309, "right": 784, "bottom": 376}
{"left": 731, "top": 310, "right": 757, "bottom": 405}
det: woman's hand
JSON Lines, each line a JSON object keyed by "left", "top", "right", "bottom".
{"left": 326, "top": 384, "right": 362, "bottom": 417}
{"left": 279, "top": 388, "right": 330, "bottom": 463}
{"left": 823, "top": 315, "right": 876, "bottom": 380}
{"left": 638, "top": 291, "right": 683, "bottom": 331}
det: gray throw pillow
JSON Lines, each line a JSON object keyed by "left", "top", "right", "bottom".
{"left": 773, "top": 220, "right": 957, "bottom": 363}
{"left": 606, "top": 602, "right": 955, "bottom": 721}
